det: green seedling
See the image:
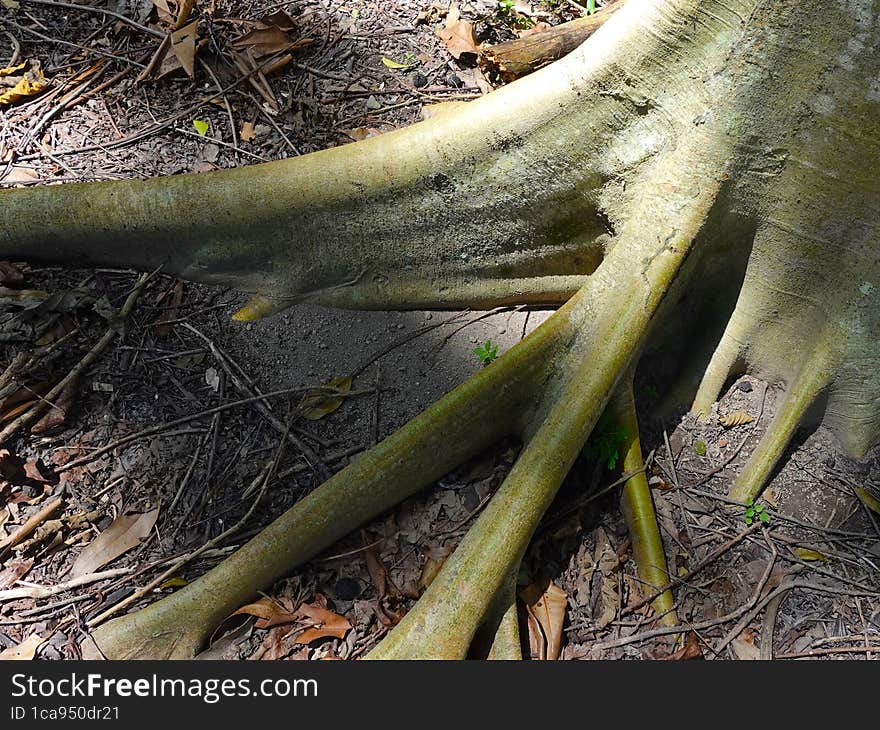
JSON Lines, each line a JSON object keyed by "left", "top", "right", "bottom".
{"left": 474, "top": 339, "right": 499, "bottom": 365}
{"left": 744, "top": 499, "right": 770, "bottom": 526}
{"left": 694, "top": 440, "right": 707, "bottom": 456}
{"left": 587, "top": 416, "right": 627, "bottom": 470}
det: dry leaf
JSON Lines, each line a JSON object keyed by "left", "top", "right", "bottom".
{"left": 240, "top": 121, "right": 256, "bottom": 142}
{"left": 0, "top": 261, "right": 23, "bottom": 285}
{"left": 418, "top": 545, "right": 452, "bottom": 591}
{"left": 70, "top": 508, "right": 159, "bottom": 578}
{"left": 293, "top": 603, "right": 351, "bottom": 644}
{"left": 0, "top": 61, "right": 49, "bottom": 106}
{"left": 731, "top": 627, "right": 760, "bottom": 660}
{"left": 0, "top": 166, "right": 38, "bottom": 184}
{"left": 153, "top": 279, "right": 184, "bottom": 336}
{"left": 381, "top": 56, "right": 414, "bottom": 69}
{"left": 170, "top": 21, "right": 198, "bottom": 79}
{"left": 31, "top": 376, "right": 79, "bottom": 434}
{"left": 0, "top": 557, "right": 33, "bottom": 589}
{"left": 593, "top": 527, "right": 619, "bottom": 628}
{"left": 0, "top": 633, "right": 44, "bottom": 660}
{"left": 855, "top": 486, "right": 880, "bottom": 516}
{"left": 519, "top": 576, "right": 567, "bottom": 660}
{"left": 719, "top": 411, "right": 754, "bottom": 428}
{"left": 298, "top": 376, "right": 352, "bottom": 420}
{"left": 661, "top": 631, "right": 703, "bottom": 660}
{"left": 436, "top": 4, "right": 479, "bottom": 61}
{"left": 340, "top": 127, "right": 384, "bottom": 142}
{"left": 233, "top": 596, "right": 299, "bottom": 628}
{"left": 151, "top": 0, "right": 175, "bottom": 25}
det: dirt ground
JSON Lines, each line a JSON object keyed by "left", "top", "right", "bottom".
{"left": 1, "top": 0, "right": 878, "bottom": 661}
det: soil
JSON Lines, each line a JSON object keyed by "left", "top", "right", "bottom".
{"left": 0, "top": 0, "right": 877, "bottom": 661}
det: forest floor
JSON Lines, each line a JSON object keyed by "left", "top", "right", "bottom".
{"left": 0, "top": 0, "right": 878, "bottom": 661}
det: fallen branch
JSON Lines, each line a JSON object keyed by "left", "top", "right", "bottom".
{"left": 480, "top": 0, "right": 625, "bottom": 81}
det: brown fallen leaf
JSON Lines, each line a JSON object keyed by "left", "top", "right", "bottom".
{"left": 153, "top": 279, "right": 185, "bottom": 336}
{"left": 731, "top": 627, "right": 760, "bottom": 660}
{"left": 519, "top": 576, "right": 567, "bottom": 660}
{"left": 240, "top": 121, "right": 256, "bottom": 142}
{"left": 31, "top": 376, "right": 79, "bottom": 434}
{"left": 294, "top": 602, "right": 351, "bottom": 645}
{"left": 0, "top": 261, "right": 23, "bottom": 285}
{"left": 418, "top": 544, "right": 452, "bottom": 591}
{"left": 436, "top": 4, "right": 480, "bottom": 61}
{"left": 70, "top": 508, "right": 159, "bottom": 578}
{"left": 233, "top": 596, "right": 299, "bottom": 629}
{"left": 0, "top": 633, "right": 45, "bottom": 660}
{"left": 170, "top": 21, "right": 199, "bottom": 79}
{"left": 298, "top": 376, "right": 353, "bottom": 420}
{"left": 719, "top": 410, "right": 754, "bottom": 428}
{"left": 593, "top": 527, "right": 620, "bottom": 629}
{"left": 0, "top": 557, "right": 33, "bottom": 589}
{"left": 660, "top": 631, "right": 703, "bottom": 660}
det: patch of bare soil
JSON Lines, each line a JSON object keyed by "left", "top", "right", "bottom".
{"left": 0, "top": 0, "right": 877, "bottom": 661}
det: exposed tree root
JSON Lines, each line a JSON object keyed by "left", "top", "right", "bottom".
{"left": 729, "top": 354, "right": 832, "bottom": 503}
{"left": 610, "top": 381, "right": 677, "bottom": 626}
{"left": 1, "top": 0, "right": 878, "bottom": 659}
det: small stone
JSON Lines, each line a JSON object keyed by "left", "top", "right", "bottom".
{"left": 736, "top": 381, "right": 753, "bottom": 392}
{"left": 446, "top": 73, "right": 464, "bottom": 88}
{"left": 412, "top": 72, "right": 428, "bottom": 88}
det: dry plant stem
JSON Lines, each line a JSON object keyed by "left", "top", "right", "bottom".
{"left": 610, "top": 382, "right": 677, "bottom": 626}
{"left": 84, "top": 315, "right": 563, "bottom": 658}
{"left": 0, "top": 273, "right": 149, "bottom": 446}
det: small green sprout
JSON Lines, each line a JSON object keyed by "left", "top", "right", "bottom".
{"left": 744, "top": 499, "right": 771, "bottom": 526}
{"left": 694, "top": 440, "right": 707, "bottom": 456}
{"left": 474, "top": 340, "right": 499, "bottom": 365}
{"left": 587, "top": 0, "right": 597, "bottom": 13}
{"left": 587, "top": 416, "right": 627, "bottom": 470}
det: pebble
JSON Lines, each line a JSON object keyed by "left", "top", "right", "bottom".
{"left": 446, "top": 73, "right": 464, "bottom": 88}
{"left": 412, "top": 72, "right": 428, "bottom": 88}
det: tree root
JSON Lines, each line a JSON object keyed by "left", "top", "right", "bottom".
{"left": 729, "top": 354, "right": 832, "bottom": 503}
{"left": 611, "top": 381, "right": 677, "bottom": 626}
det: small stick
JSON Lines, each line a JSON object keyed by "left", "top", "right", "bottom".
{"left": 0, "top": 273, "right": 150, "bottom": 445}
{"left": 0, "top": 496, "right": 62, "bottom": 551}
{"left": 0, "top": 568, "right": 130, "bottom": 602}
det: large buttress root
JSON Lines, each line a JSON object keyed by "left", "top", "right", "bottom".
{"left": 610, "top": 381, "right": 677, "bottom": 626}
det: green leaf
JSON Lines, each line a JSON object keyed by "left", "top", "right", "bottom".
{"left": 193, "top": 119, "right": 209, "bottom": 136}
{"left": 587, "top": 0, "right": 596, "bottom": 13}
{"left": 759, "top": 511, "right": 771, "bottom": 523}
{"left": 694, "top": 440, "right": 707, "bottom": 456}
{"left": 381, "top": 56, "right": 413, "bottom": 70}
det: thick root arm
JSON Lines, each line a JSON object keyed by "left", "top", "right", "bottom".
{"left": 611, "top": 381, "right": 677, "bottom": 626}
{"left": 729, "top": 354, "right": 831, "bottom": 503}
{"left": 83, "top": 316, "right": 565, "bottom": 659}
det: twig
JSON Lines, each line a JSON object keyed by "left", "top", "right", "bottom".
{"left": 0, "top": 568, "right": 131, "bottom": 602}
{"left": 55, "top": 385, "right": 363, "bottom": 473}
{"left": 760, "top": 587, "right": 790, "bottom": 659}
{"left": 0, "top": 273, "right": 150, "bottom": 445}
{"left": 0, "top": 496, "right": 62, "bottom": 551}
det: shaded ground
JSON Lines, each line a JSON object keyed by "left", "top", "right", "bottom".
{"left": 0, "top": 0, "right": 878, "bottom": 661}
